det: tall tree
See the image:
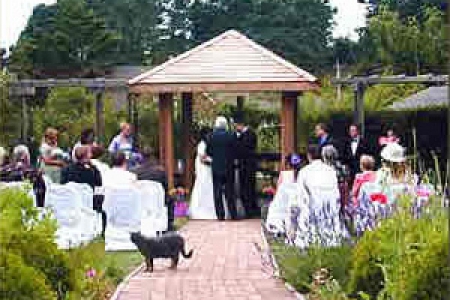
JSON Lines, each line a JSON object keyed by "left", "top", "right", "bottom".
{"left": 163, "top": 0, "right": 336, "bottom": 73}
{"left": 10, "top": 0, "right": 120, "bottom": 77}
{"left": 87, "top": 0, "right": 164, "bottom": 65}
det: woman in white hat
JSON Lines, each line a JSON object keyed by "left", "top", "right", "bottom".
{"left": 376, "top": 143, "right": 414, "bottom": 185}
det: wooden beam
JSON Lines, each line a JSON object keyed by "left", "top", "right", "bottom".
{"left": 331, "top": 75, "right": 448, "bottom": 86}
{"left": 9, "top": 78, "right": 127, "bottom": 89}
{"left": 181, "top": 92, "right": 194, "bottom": 189}
{"left": 159, "top": 93, "right": 175, "bottom": 189}
{"left": 280, "top": 91, "right": 299, "bottom": 169}
{"left": 354, "top": 83, "right": 365, "bottom": 136}
{"left": 130, "top": 81, "right": 319, "bottom": 94}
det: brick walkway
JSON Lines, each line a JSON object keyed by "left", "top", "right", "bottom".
{"left": 114, "top": 220, "right": 295, "bottom": 300}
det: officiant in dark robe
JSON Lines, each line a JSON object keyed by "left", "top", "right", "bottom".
{"left": 234, "top": 114, "right": 259, "bottom": 218}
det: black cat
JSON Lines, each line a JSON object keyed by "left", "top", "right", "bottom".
{"left": 130, "top": 232, "right": 193, "bottom": 272}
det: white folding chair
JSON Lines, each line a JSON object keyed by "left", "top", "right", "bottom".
{"left": 103, "top": 186, "right": 142, "bottom": 251}
{"left": 45, "top": 184, "right": 99, "bottom": 249}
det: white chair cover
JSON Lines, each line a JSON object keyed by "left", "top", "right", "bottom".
{"left": 65, "top": 182, "right": 102, "bottom": 235}
{"left": 45, "top": 184, "right": 99, "bottom": 249}
{"left": 103, "top": 186, "right": 142, "bottom": 251}
{"left": 135, "top": 180, "right": 168, "bottom": 237}
{"left": 265, "top": 182, "right": 299, "bottom": 235}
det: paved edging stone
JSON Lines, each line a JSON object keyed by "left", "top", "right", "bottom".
{"left": 260, "top": 223, "right": 306, "bottom": 300}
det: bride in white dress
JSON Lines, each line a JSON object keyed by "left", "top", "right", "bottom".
{"left": 190, "top": 129, "right": 218, "bottom": 219}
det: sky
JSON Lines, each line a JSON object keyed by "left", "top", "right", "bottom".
{"left": 0, "top": 0, "right": 368, "bottom": 52}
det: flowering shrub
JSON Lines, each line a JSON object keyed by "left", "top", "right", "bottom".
{"left": 170, "top": 187, "right": 189, "bottom": 217}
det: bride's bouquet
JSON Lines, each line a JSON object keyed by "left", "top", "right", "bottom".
{"left": 170, "top": 187, "right": 190, "bottom": 218}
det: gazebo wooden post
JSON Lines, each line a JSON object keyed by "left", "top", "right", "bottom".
{"left": 159, "top": 93, "right": 175, "bottom": 189}
{"left": 181, "top": 92, "right": 194, "bottom": 189}
{"left": 280, "top": 91, "right": 299, "bottom": 169}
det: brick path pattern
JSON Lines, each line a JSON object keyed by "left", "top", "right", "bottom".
{"left": 115, "top": 220, "right": 295, "bottom": 300}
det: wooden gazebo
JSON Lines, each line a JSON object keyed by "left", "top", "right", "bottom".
{"left": 129, "top": 30, "right": 319, "bottom": 188}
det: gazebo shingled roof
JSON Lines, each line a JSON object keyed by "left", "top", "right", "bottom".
{"left": 128, "top": 29, "right": 319, "bottom": 188}
{"left": 129, "top": 30, "right": 318, "bottom": 93}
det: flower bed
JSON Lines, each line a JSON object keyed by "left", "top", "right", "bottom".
{"left": 268, "top": 195, "right": 449, "bottom": 300}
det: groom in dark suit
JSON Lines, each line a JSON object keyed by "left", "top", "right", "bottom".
{"left": 235, "top": 114, "right": 258, "bottom": 218}
{"left": 206, "top": 116, "right": 238, "bottom": 220}
{"left": 343, "top": 124, "right": 371, "bottom": 181}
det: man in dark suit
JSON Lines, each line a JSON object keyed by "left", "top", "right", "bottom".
{"left": 235, "top": 116, "right": 258, "bottom": 218}
{"left": 315, "top": 123, "right": 334, "bottom": 153}
{"left": 206, "top": 116, "right": 238, "bottom": 220}
{"left": 343, "top": 124, "right": 371, "bottom": 182}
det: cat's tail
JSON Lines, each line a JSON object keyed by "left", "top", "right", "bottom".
{"left": 181, "top": 247, "right": 193, "bottom": 258}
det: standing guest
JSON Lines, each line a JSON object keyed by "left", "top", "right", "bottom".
{"left": 206, "top": 116, "right": 238, "bottom": 221}
{"left": 72, "top": 128, "right": 96, "bottom": 162}
{"left": 103, "top": 152, "right": 137, "bottom": 187}
{"left": 378, "top": 127, "right": 400, "bottom": 148}
{"left": 322, "top": 145, "right": 350, "bottom": 211}
{"left": 315, "top": 123, "right": 333, "bottom": 153}
{"left": 235, "top": 115, "right": 258, "bottom": 218}
{"left": 343, "top": 124, "right": 371, "bottom": 181}
{"left": 351, "top": 155, "right": 376, "bottom": 206}
{"left": 108, "top": 122, "right": 133, "bottom": 157}
{"left": 39, "top": 127, "right": 66, "bottom": 183}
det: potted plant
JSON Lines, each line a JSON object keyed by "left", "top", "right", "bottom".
{"left": 169, "top": 187, "right": 189, "bottom": 218}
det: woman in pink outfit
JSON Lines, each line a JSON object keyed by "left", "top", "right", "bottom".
{"left": 352, "top": 155, "right": 376, "bottom": 206}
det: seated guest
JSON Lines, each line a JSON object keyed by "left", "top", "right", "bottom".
{"left": 61, "top": 146, "right": 105, "bottom": 235}
{"left": 277, "top": 153, "right": 303, "bottom": 187}
{"left": 103, "top": 152, "right": 137, "bottom": 187}
{"left": 351, "top": 155, "right": 376, "bottom": 206}
{"left": 376, "top": 143, "right": 416, "bottom": 202}
{"left": 0, "top": 146, "right": 6, "bottom": 166}
{"left": 61, "top": 146, "right": 102, "bottom": 191}
{"left": 322, "top": 145, "right": 350, "bottom": 210}
{"left": 290, "top": 145, "right": 348, "bottom": 248}
{"left": 0, "top": 145, "right": 45, "bottom": 206}
{"left": 129, "top": 147, "right": 167, "bottom": 191}
{"left": 266, "top": 153, "right": 303, "bottom": 235}
{"left": 90, "top": 145, "right": 109, "bottom": 179}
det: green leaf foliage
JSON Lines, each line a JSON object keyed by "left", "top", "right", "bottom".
{"left": 348, "top": 199, "right": 449, "bottom": 300}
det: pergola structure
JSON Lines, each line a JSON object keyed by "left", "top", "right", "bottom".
{"left": 129, "top": 30, "right": 319, "bottom": 189}
{"left": 331, "top": 75, "right": 448, "bottom": 136}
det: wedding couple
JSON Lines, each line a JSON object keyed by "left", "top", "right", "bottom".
{"left": 190, "top": 115, "right": 258, "bottom": 221}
